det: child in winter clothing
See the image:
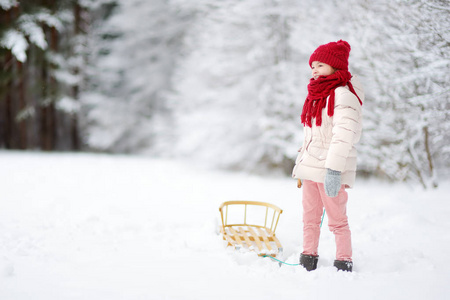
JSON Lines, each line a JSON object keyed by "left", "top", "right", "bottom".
{"left": 292, "top": 40, "right": 364, "bottom": 272}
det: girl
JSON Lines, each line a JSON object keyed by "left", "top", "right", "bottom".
{"left": 292, "top": 40, "right": 364, "bottom": 272}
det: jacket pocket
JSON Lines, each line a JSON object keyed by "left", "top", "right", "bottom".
{"left": 307, "top": 146, "right": 328, "bottom": 161}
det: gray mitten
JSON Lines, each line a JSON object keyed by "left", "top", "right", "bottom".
{"left": 324, "top": 168, "right": 341, "bottom": 197}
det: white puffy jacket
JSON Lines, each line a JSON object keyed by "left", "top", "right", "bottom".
{"left": 292, "top": 76, "right": 364, "bottom": 188}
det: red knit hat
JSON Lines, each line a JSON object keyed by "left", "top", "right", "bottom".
{"left": 309, "top": 40, "right": 351, "bottom": 70}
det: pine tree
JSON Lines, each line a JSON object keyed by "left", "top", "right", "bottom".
{"left": 0, "top": 0, "right": 102, "bottom": 150}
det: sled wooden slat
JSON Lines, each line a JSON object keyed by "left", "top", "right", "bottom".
{"left": 219, "top": 201, "right": 283, "bottom": 257}
{"left": 228, "top": 227, "right": 244, "bottom": 247}
{"left": 262, "top": 227, "right": 283, "bottom": 250}
{"left": 247, "top": 226, "right": 263, "bottom": 251}
{"left": 222, "top": 229, "right": 238, "bottom": 246}
{"left": 238, "top": 227, "right": 254, "bottom": 249}
{"left": 256, "top": 227, "right": 273, "bottom": 251}
{"left": 272, "top": 234, "right": 283, "bottom": 250}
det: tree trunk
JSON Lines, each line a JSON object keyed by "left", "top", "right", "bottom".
{"left": 71, "top": 1, "right": 82, "bottom": 150}
{"left": 17, "top": 61, "right": 28, "bottom": 149}
{"left": 0, "top": 8, "right": 15, "bottom": 149}
{"left": 40, "top": 26, "right": 59, "bottom": 151}
{"left": 4, "top": 63, "right": 13, "bottom": 148}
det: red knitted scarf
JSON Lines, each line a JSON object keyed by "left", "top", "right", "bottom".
{"left": 301, "top": 70, "right": 362, "bottom": 127}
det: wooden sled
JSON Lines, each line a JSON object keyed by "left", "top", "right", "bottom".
{"left": 219, "top": 201, "right": 283, "bottom": 257}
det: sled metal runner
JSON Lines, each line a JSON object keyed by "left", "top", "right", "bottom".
{"left": 219, "top": 201, "right": 283, "bottom": 257}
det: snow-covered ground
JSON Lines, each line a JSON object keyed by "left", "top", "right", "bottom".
{"left": 1, "top": 151, "right": 449, "bottom": 299}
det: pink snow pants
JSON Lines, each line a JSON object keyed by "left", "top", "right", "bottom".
{"left": 302, "top": 180, "right": 352, "bottom": 261}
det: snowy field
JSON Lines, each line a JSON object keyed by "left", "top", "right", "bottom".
{"left": 1, "top": 151, "right": 449, "bottom": 300}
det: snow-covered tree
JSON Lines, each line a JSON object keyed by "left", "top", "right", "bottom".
{"left": 342, "top": 0, "right": 450, "bottom": 188}
{"left": 170, "top": 0, "right": 308, "bottom": 173}
{"left": 0, "top": 0, "right": 99, "bottom": 150}
{"left": 82, "top": 0, "right": 192, "bottom": 153}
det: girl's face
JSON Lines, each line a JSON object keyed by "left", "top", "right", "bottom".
{"left": 311, "top": 61, "right": 336, "bottom": 80}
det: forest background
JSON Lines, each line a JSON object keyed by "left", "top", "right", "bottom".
{"left": 1, "top": 0, "right": 449, "bottom": 189}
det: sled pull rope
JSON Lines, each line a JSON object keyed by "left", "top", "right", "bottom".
{"left": 262, "top": 255, "right": 300, "bottom": 266}
{"left": 320, "top": 208, "right": 326, "bottom": 227}
{"left": 263, "top": 209, "right": 326, "bottom": 266}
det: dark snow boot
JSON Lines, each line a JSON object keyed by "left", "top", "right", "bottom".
{"left": 299, "top": 254, "right": 319, "bottom": 271}
{"left": 334, "top": 260, "right": 353, "bottom": 272}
